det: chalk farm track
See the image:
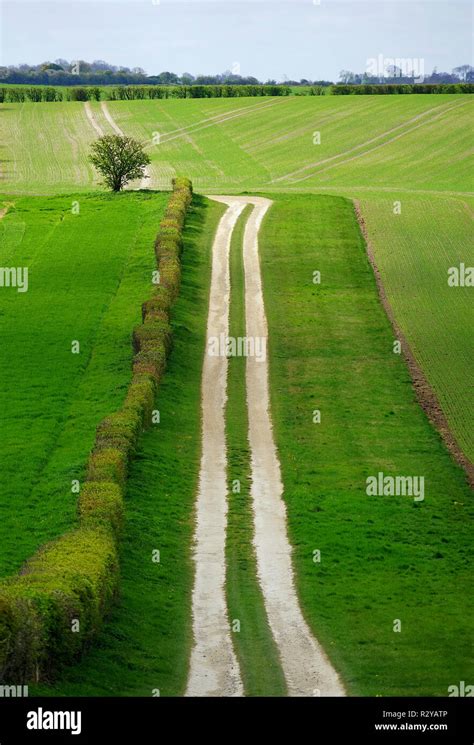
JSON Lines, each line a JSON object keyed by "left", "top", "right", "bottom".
{"left": 185, "top": 195, "right": 345, "bottom": 696}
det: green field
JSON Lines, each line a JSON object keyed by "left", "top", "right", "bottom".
{"left": 359, "top": 193, "right": 474, "bottom": 462}
{"left": 1, "top": 96, "right": 471, "bottom": 194}
{"left": 0, "top": 192, "right": 167, "bottom": 579}
{"left": 1, "top": 95, "right": 472, "bottom": 457}
{"left": 0, "top": 92, "right": 472, "bottom": 696}
{"left": 258, "top": 193, "right": 473, "bottom": 695}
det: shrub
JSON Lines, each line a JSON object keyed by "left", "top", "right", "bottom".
{"left": 78, "top": 482, "right": 124, "bottom": 534}
{"left": 132, "top": 347, "right": 167, "bottom": 382}
{"left": 142, "top": 290, "right": 173, "bottom": 321}
{"left": 0, "top": 527, "right": 119, "bottom": 682}
{"left": 155, "top": 236, "right": 182, "bottom": 263}
{"left": 158, "top": 258, "right": 181, "bottom": 299}
{"left": 132, "top": 318, "right": 172, "bottom": 355}
{"left": 94, "top": 411, "right": 142, "bottom": 455}
{"left": 87, "top": 447, "right": 128, "bottom": 487}
{"left": 69, "top": 87, "right": 89, "bottom": 101}
{"left": 123, "top": 374, "right": 156, "bottom": 423}
{"left": 0, "top": 592, "right": 39, "bottom": 684}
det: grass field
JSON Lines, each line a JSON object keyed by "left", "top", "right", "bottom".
{"left": 0, "top": 91, "right": 472, "bottom": 696}
{"left": 358, "top": 193, "right": 474, "bottom": 463}
{"left": 1, "top": 96, "right": 472, "bottom": 194}
{"left": 1, "top": 95, "right": 472, "bottom": 460}
{"left": 258, "top": 193, "right": 474, "bottom": 695}
{"left": 0, "top": 192, "right": 168, "bottom": 579}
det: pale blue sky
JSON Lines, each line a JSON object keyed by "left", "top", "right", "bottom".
{"left": 1, "top": 0, "right": 472, "bottom": 81}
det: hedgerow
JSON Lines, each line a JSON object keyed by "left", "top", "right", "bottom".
{"left": 0, "top": 177, "right": 193, "bottom": 684}
{"left": 0, "top": 84, "right": 291, "bottom": 102}
{"left": 332, "top": 82, "right": 474, "bottom": 94}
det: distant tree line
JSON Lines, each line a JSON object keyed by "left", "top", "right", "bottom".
{"left": 1, "top": 81, "right": 472, "bottom": 104}
{"left": 1, "top": 60, "right": 473, "bottom": 101}
{"left": 338, "top": 65, "right": 474, "bottom": 85}
{"left": 0, "top": 59, "right": 317, "bottom": 87}
{"left": 1, "top": 59, "right": 472, "bottom": 88}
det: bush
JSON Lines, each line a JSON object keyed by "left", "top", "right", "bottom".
{"left": 79, "top": 482, "right": 124, "bottom": 534}
{"left": 142, "top": 290, "right": 173, "bottom": 321}
{"left": 132, "top": 318, "right": 172, "bottom": 354}
{"left": 123, "top": 374, "right": 156, "bottom": 423}
{"left": 331, "top": 82, "right": 474, "bottom": 95}
{"left": 132, "top": 347, "right": 167, "bottom": 382}
{"left": 87, "top": 447, "right": 128, "bottom": 487}
{"left": 0, "top": 527, "right": 119, "bottom": 682}
{"left": 68, "top": 87, "right": 89, "bottom": 101}
{"left": 94, "top": 410, "right": 142, "bottom": 455}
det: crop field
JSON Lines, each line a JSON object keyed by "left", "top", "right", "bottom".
{"left": 0, "top": 91, "right": 472, "bottom": 699}
{"left": 358, "top": 193, "right": 474, "bottom": 462}
{"left": 1, "top": 96, "right": 472, "bottom": 194}
{"left": 1, "top": 96, "right": 472, "bottom": 460}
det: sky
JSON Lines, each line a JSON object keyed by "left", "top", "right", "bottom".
{"left": 0, "top": 0, "right": 472, "bottom": 81}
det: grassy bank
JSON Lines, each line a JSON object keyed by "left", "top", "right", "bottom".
{"left": 259, "top": 193, "right": 473, "bottom": 696}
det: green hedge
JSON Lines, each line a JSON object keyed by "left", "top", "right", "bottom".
{"left": 0, "top": 85, "right": 291, "bottom": 103}
{"left": 0, "top": 177, "right": 193, "bottom": 684}
{"left": 332, "top": 82, "right": 474, "bottom": 95}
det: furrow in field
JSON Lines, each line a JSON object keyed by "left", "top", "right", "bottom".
{"left": 84, "top": 101, "right": 104, "bottom": 137}
{"left": 185, "top": 199, "right": 246, "bottom": 698}
{"left": 146, "top": 97, "right": 287, "bottom": 149}
{"left": 100, "top": 101, "right": 124, "bottom": 135}
{"left": 273, "top": 99, "right": 471, "bottom": 184}
{"left": 161, "top": 98, "right": 286, "bottom": 140}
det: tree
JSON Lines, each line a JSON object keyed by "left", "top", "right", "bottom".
{"left": 339, "top": 69, "right": 356, "bottom": 84}
{"left": 453, "top": 65, "right": 472, "bottom": 81}
{"left": 89, "top": 135, "right": 150, "bottom": 192}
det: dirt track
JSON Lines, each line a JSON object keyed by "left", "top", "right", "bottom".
{"left": 185, "top": 198, "right": 245, "bottom": 697}
{"left": 186, "top": 195, "right": 345, "bottom": 696}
